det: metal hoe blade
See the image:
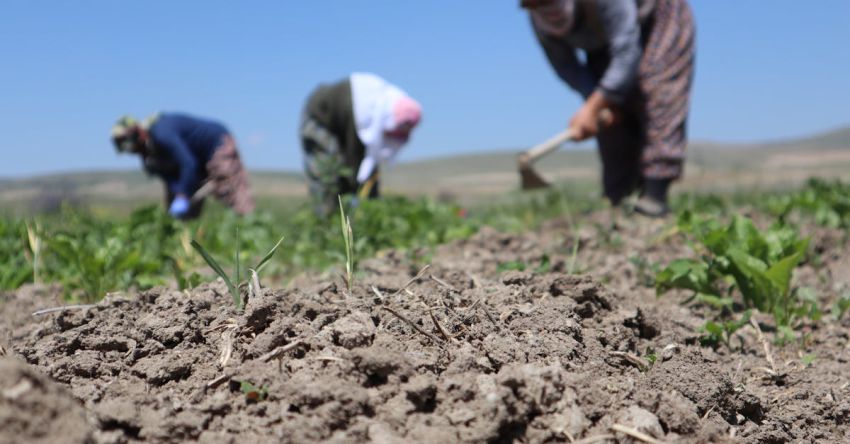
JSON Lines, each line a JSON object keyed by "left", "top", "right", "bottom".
{"left": 519, "top": 158, "right": 551, "bottom": 190}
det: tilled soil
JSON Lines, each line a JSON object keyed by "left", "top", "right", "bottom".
{"left": 1, "top": 211, "right": 849, "bottom": 443}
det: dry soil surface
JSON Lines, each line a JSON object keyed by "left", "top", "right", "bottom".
{"left": 1, "top": 211, "right": 849, "bottom": 443}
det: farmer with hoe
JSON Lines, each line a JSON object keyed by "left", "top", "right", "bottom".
{"left": 522, "top": 0, "right": 695, "bottom": 217}
{"left": 110, "top": 113, "right": 255, "bottom": 219}
{"left": 300, "top": 72, "right": 422, "bottom": 216}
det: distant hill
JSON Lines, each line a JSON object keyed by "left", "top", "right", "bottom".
{"left": 1, "top": 169, "right": 303, "bottom": 188}
{"left": 1, "top": 126, "right": 849, "bottom": 213}
{"left": 385, "top": 125, "right": 850, "bottom": 197}
{"left": 767, "top": 126, "right": 850, "bottom": 150}
{"left": 690, "top": 126, "right": 850, "bottom": 152}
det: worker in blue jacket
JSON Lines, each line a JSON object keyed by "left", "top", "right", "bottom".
{"left": 111, "top": 113, "right": 255, "bottom": 219}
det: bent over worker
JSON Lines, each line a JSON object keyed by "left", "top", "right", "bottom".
{"left": 111, "top": 113, "right": 255, "bottom": 219}
{"left": 300, "top": 73, "right": 422, "bottom": 215}
{"left": 522, "top": 0, "right": 695, "bottom": 217}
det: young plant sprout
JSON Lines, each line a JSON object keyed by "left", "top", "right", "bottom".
{"left": 192, "top": 228, "right": 285, "bottom": 311}
{"left": 339, "top": 196, "right": 355, "bottom": 294}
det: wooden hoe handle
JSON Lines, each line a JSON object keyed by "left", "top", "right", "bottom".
{"left": 518, "top": 109, "right": 615, "bottom": 166}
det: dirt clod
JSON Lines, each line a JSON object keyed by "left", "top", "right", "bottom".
{"left": 0, "top": 357, "right": 93, "bottom": 444}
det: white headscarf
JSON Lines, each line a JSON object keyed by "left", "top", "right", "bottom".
{"left": 350, "top": 72, "right": 411, "bottom": 183}
{"left": 529, "top": 0, "right": 577, "bottom": 37}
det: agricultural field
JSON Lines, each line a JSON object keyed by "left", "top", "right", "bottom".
{"left": 2, "top": 170, "right": 850, "bottom": 441}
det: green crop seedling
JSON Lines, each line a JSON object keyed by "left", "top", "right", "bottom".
{"left": 657, "top": 213, "right": 813, "bottom": 341}
{"left": 700, "top": 310, "right": 752, "bottom": 349}
{"left": 497, "top": 260, "right": 527, "bottom": 273}
{"left": 831, "top": 294, "right": 850, "bottom": 320}
{"left": 338, "top": 196, "right": 355, "bottom": 294}
{"left": 192, "top": 228, "right": 285, "bottom": 311}
{"left": 239, "top": 380, "right": 269, "bottom": 403}
{"left": 801, "top": 354, "right": 816, "bottom": 367}
{"left": 192, "top": 236, "right": 241, "bottom": 310}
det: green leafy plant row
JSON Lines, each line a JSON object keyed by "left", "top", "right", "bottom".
{"left": 656, "top": 212, "right": 812, "bottom": 343}
{"left": 766, "top": 178, "right": 850, "bottom": 229}
{"left": 2, "top": 188, "right": 591, "bottom": 300}
{"left": 0, "top": 219, "right": 33, "bottom": 289}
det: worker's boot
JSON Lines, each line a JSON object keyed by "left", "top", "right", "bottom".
{"left": 634, "top": 178, "right": 671, "bottom": 218}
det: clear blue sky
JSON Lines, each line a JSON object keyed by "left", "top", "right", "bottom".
{"left": 1, "top": 1, "right": 848, "bottom": 177}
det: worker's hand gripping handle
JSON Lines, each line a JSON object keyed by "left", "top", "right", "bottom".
{"left": 518, "top": 109, "right": 615, "bottom": 167}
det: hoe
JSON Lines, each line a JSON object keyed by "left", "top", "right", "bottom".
{"left": 517, "top": 109, "right": 613, "bottom": 190}
{"left": 189, "top": 180, "right": 216, "bottom": 204}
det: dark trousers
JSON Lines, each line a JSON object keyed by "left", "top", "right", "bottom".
{"left": 587, "top": 0, "right": 696, "bottom": 203}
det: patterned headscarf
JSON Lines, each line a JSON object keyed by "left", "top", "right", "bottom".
{"left": 111, "top": 113, "right": 161, "bottom": 153}
{"left": 111, "top": 115, "right": 140, "bottom": 152}
{"left": 523, "top": 0, "right": 577, "bottom": 37}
